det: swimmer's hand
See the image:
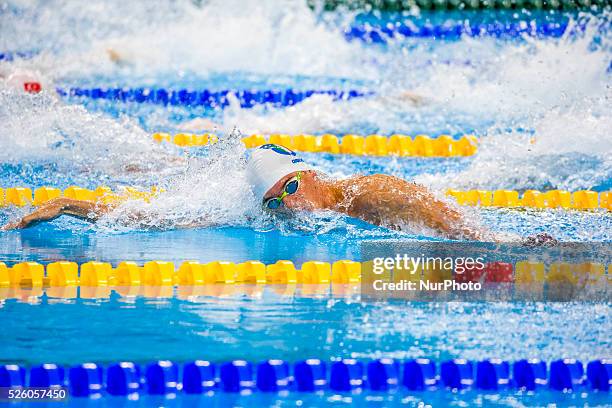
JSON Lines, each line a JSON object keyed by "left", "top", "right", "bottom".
{"left": 522, "top": 233, "right": 558, "bottom": 247}
{"left": 397, "top": 91, "right": 425, "bottom": 105}
{"left": 107, "top": 48, "right": 126, "bottom": 65}
{"left": 1, "top": 219, "right": 28, "bottom": 231}
{"left": 376, "top": 91, "right": 426, "bottom": 107}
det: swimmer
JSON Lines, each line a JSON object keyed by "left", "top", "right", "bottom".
{"left": 177, "top": 92, "right": 425, "bottom": 133}
{"left": 178, "top": 117, "right": 223, "bottom": 132}
{"left": 245, "top": 144, "right": 491, "bottom": 241}
{"left": 0, "top": 48, "right": 128, "bottom": 93}
{"left": 0, "top": 69, "right": 45, "bottom": 94}
{"left": 1, "top": 143, "right": 501, "bottom": 241}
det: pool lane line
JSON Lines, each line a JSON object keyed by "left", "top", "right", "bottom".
{"left": 57, "top": 87, "right": 372, "bottom": 108}
{"left": 0, "top": 259, "right": 609, "bottom": 288}
{"left": 328, "top": 0, "right": 608, "bottom": 11}
{"left": 0, "top": 186, "right": 609, "bottom": 210}
{"left": 1, "top": 282, "right": 359, "bottom": 301}
{"left": 156, "top": 133, "right": 479, "bottom": 157}
{"left": 0, "top": 260, "right": 361, "bottom": 287}
{"left": 0, "top": 49, "right": 38, "bottom": 62}
{"left": 344, "top": 20, "right": 572, "bottom": 43}
{"left": 0, "top": 358, "right": 609, "bottom": 396}
{"left": 0, "top": 186, "right": 160, "bottom": 207}
{"left": 56, "top": 55, "right": 612, "bottom": 108}
{"left": 446, "top": 189, "right": 612, "bottom": 211}
{"left": 0, "top": 17, "right": 594, "bottom": 64}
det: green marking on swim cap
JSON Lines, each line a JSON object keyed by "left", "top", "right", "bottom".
{"left": 260, "top": 144, "right": 296, "bottom": 156}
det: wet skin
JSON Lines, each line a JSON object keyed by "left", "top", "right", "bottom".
{"left": 2, "top": 171, "right": 492, "bottom": 241}
{"left": 0, "top": 198, "right": 115, "bottom": 230}
{"left": 263, "top": 170, "right": 490, "bottom": 241}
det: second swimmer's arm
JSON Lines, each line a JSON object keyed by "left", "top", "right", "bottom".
{"left": 1, "top": 198, "right": 115, "bottom": 230}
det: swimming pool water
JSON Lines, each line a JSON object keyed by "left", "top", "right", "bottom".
{"left": 1, "top": 0, "right": 611, "bottom": 405}
{"left": 3, "top": 294, "right": 611, "bottom": 364}
{"left": 0, "top": 289, "right": 610, "bottom": 405}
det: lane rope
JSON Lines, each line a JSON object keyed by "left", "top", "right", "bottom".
{"left": 447, "top": 189, "right": 612, "bottom": 211}
{"left": 0, "top": 17, "right": 592, "bottom": 66}
{"left": 344, "top": 20, "right": 572, "bottom": 43}
{"left": 58, "top": 87, "right": 372, "bottom": 108}
{"left": 324, "top": 0, "right": 608, "bottom": 11}
{"left": 0, "top": 49, "right": 38, "bottom": 62}
{"left": 0, "top": 186, "right": 609, "bottom": 211}
{"left": 0, "top": 259, "right": 609, "bottom": 287}
{"left": 0, "top": 358, "right": 608, "bottom": 395}
{"left": 0, "top": 260, "right": 361, "bottom": 287}
{"left": 155, "top": 132, "right": 479, "bottom": 157}
{"left": 0, "top": 186, "right": 160, "bottom": 208}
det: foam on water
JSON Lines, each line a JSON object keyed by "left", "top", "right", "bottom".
{"left": 413, "top": 17, "right": 612, "bottom": 193}
{"left": 219, "top": 13, "right": 612, "bottom": 194}
{"left": 0, "top": 2, "right": 610, "bottom": 240}
{"left": 0, "top": 87, "right": 183, "bottom": 183}
{"left": 1, "top": 3, "right": 611, "bottom": 385}
{"left": 2, "top": 0, "right": 377, "bottom": 81}
{"left": 412, "top": 26, "right": 610, "bottom": 121}
{"left": 95, "top": 136, "right": 434, "bottom": 238}
{"left": 96, "top": 132, "right": 261, "bottom": 231}
{"left": 220, "top": 92, "right": 426, "bottom": 135}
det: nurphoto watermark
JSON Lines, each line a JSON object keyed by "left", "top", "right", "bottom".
{"left": 370, "top": 254, "right": 485, "bottom": 292}
{"left": 360, "top": 241, "right": 611, "bottom": 302}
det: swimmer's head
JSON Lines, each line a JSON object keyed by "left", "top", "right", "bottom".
{"left": 246, "top": 144, "right": 313, "bottom": 202}
{"left": 4, "top": 70, "right": 43, "bottom": 93}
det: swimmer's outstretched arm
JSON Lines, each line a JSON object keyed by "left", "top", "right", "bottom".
{"left": 340, "top": 175, "right": 492, "bottom": 241}
{"left": 374, "top": 90, "right": 425, "bottom": 106}
{"left": 177, "top": 117, "right": 222, "bottom": 132}
{"left": 0, "top": 198, "right": 116, "bottom": 230}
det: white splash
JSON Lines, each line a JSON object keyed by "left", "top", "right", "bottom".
{"left": 0, "top": 2, "right": 610, "bottom": 240}
{"left": 2, "top": 0, "right": 378, "bottom": 81}
{"left": 0, "top": 86, "right": 182, "bottom": 180}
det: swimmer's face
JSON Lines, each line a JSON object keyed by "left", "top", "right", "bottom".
{"left": 262, "top": 171, "right": 323, "bottom": 212}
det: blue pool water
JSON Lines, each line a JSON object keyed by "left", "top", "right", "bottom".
{"left": 2, "top": 294, "right": 611, "bottom": 364}
{"left": 1, "top": 0, "right": 611, "bottom": 405}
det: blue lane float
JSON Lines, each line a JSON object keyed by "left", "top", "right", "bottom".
{"left": 549, "top": 359, "right": 586, "bottom": 391}
{"left": 367, "top": 358, "right": 399, "bottom": 391}
{"left": 344, "top": 20, "right": 572, "bottom": 43}
{"left": 403, "top": 358, "right": 437, "bottom": 390}
{"left": 0, "top": 19, "right": 582, "bottom": 64}
{"left": 106, "top": 362, "right": 140, "bottom": 396}
{"left": 145, "top": 361, "right": 179, "bottom": 395}
{"left": 57, "top": 87, "right": 373, "bottom": 108}
{"left": 476, "top": 359, "right": 510, "bottom": 390}
{"left": 256, "top": 360, "right": 291, "bottom": 392}
{"left": 0, "top": 49, "right": 38, "bottom": 62}
{"left": 440, "top": 359, "right": 474, "bottom": 390}
{"left": 219, "top": 360, "right": 255, "bottom": 393}
{"left": 329, "top": 359, "right": 364, "bottom": 391}
{"left": 513, "top": 359, "right": 548, "bottom": 390}
{"left": 30, "top": 364, "right": 65, "bottom": 388}
{"left": 0, "top": 359, "right": 609, "bottom": 397}
{"left": 587, "top": 360, "right": 612, "bottom": 392}
{"left": 183, "top": 361, "right": 215, "bottom": 394}
{"left": 294, "top": 359, "right": 327, "bottom": 391}
{"left": 67, "top": 363, "right": 103, "bottom": 398}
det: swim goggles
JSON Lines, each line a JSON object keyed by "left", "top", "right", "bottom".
{"left": 263, "top": 172, "right": 302, "bottom": 210}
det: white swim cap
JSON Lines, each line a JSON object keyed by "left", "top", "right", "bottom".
{"left": 246, "top": 144, "right": 313, "bottom": 201}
